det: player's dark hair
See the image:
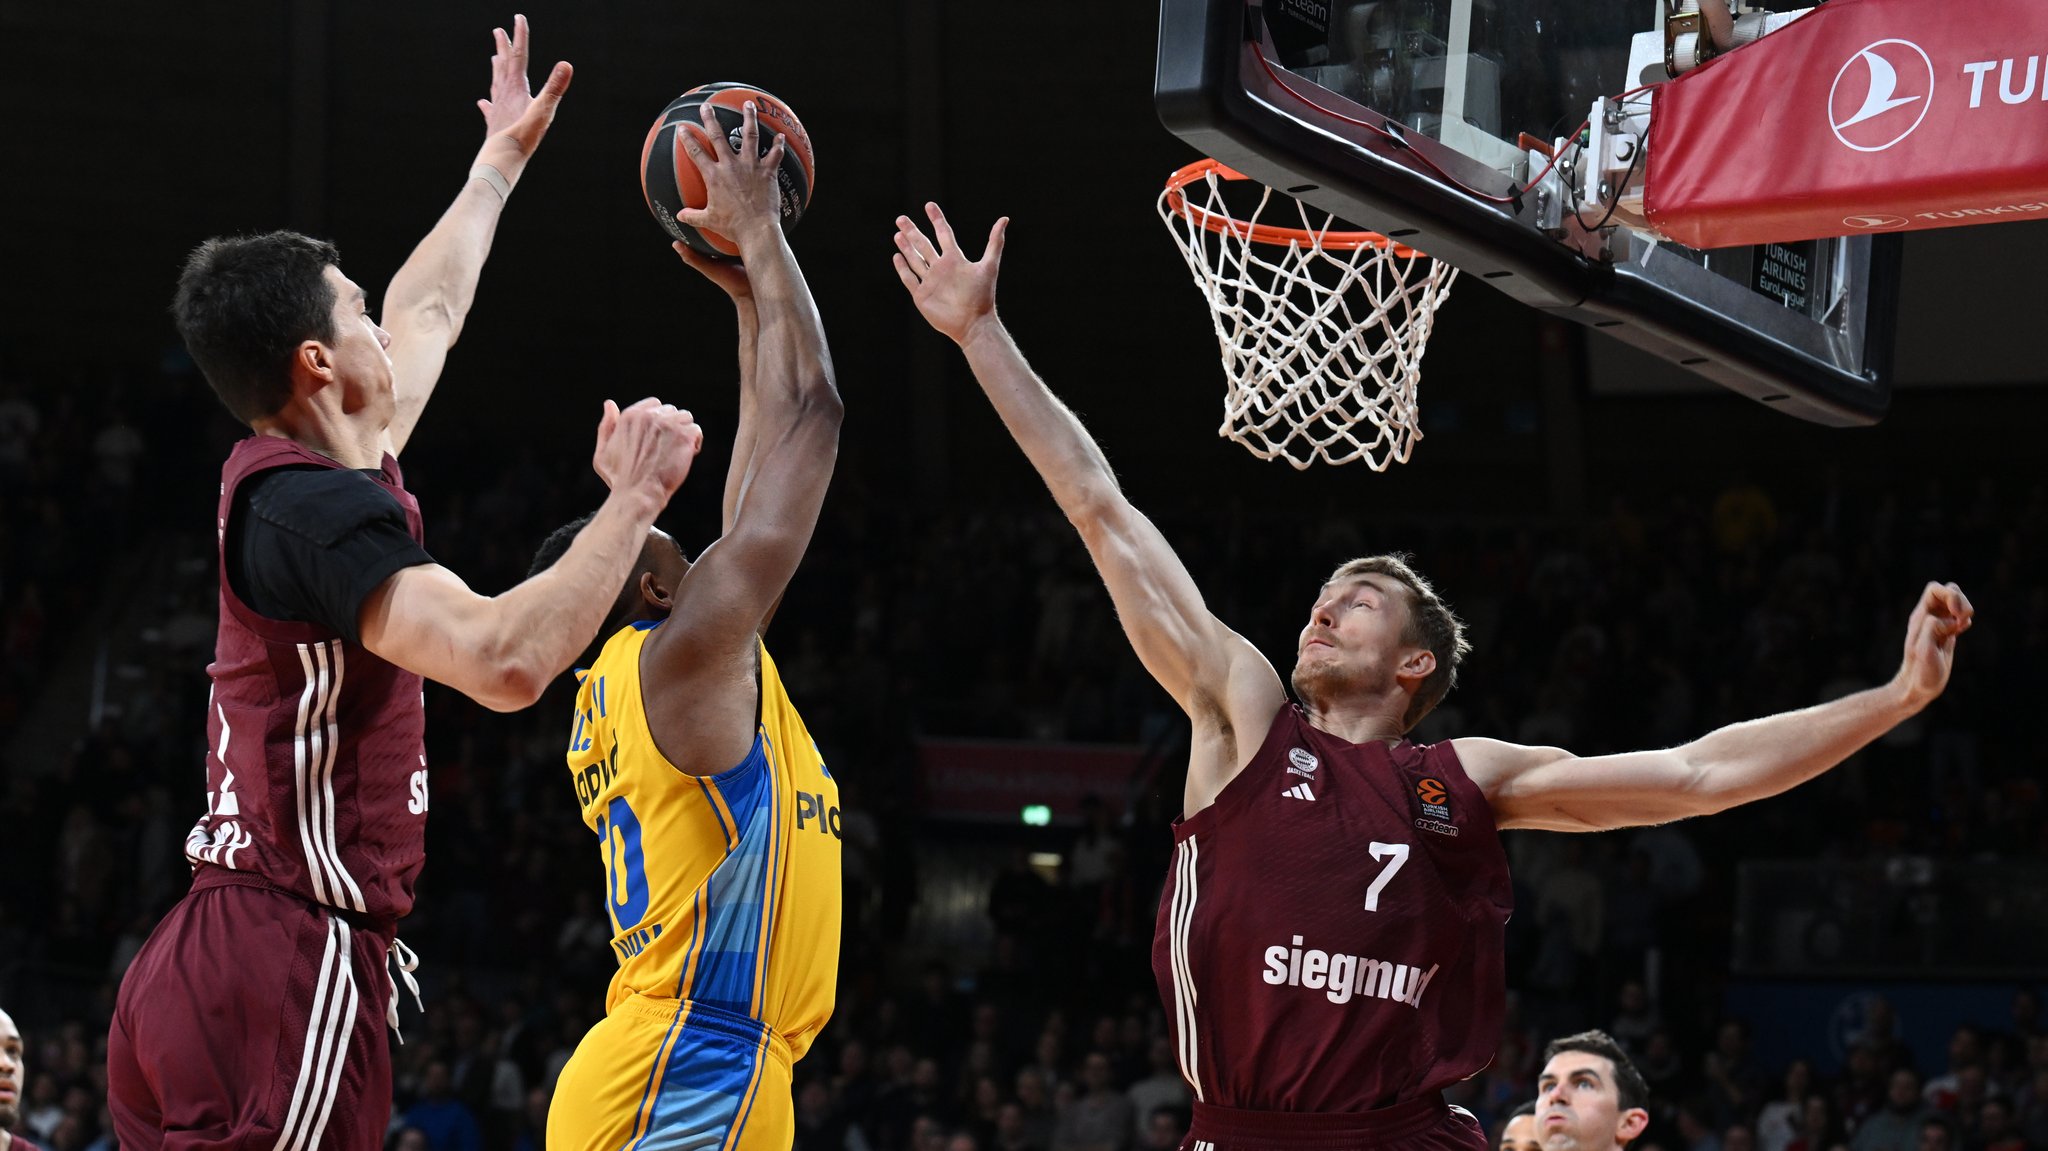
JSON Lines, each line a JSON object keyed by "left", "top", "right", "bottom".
{"left": 529, "top": 513, "right": 595, "bottom": 580}
{"left": 530, "top": 512, "right": 650, "bottom": 638}
{"left": 173, "top": 231, "right": 342, "bottom": 423}
{"left": 1324, "top": 553, "right": 1472, "bottom": 730}
{"left": 1543, "top": 1030, "right": 1650, "bottom": 1113}
{"left": 1509, "top": 1100, "right": 1537, "bottom": 1119}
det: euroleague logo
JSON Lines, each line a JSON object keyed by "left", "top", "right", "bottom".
{"left": 1415, "top": 777, "right": 1451, "bottom": 821}
{"left": 1829, "top": 39, "right": 1934, "bottom": 152}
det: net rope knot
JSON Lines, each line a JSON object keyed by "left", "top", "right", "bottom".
{"left": 1158, "top": 160, "right": 1458, "bottom": 470}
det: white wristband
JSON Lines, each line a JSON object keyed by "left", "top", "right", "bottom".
{"left": 469, "top": 163, "right": 512, "bottom": 201}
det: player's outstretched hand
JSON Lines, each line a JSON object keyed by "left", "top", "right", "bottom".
{"left": 477, "top": 15, "right": 573, "bottom": 163}
{"left": 673, "top": 241, "right": 753, "bottom": 302}
{"left": 675, "top": 101, "right": 786, "bottom": 253}
{"left": 1894, "top": 580, "right": 1973, "bottom": 710}
{"left": 893, "top": 202, "right": 1008, "bottom": 347}
{"left": 592, "top": 397, "right": 704, "bottom": 506}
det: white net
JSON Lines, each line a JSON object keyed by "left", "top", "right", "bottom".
{"left": 1158, "top": 162, "right": 1459, "bottom": 470}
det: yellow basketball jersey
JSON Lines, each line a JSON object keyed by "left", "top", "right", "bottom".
{"left": 565, "top": 623, "right": 841, "bottom": 1062}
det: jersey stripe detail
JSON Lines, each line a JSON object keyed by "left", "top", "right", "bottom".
{"left": 717, "top": 1029, "right": 773, "bottom": 1151}
{"left": 625, "top": 1002, "right": 690, "bottom": 1151}
{"left": 299, "top": 919, "right": 360, "bottom": 1149}
{"left": 1170, "top": 835, "right": 1205, "bottom": 1102}
{"left": 673, "top": 893, "right": 708, "bottom": 1001}
{"left": 751, "top": 733, "right": 784, "bottom": 1019}
{"left": 318, "top": 644, "right": 368, "bottom": 911}
{"left": 272, "top": 917, "right": 357, "bottom": 1151}
{"left": 698, "top": 777, "right": 737, "bottom": 851}
{"left": 293, "top": 644, "right": 335, "bottom": 907}
{"left": 294, "top": 643, "right": 368, "bottom": 914}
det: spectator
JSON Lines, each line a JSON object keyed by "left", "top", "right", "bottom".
{"left": 1051, "top": 1054, "right": 1131, "bottom": 1151}
{"left": 19, "top": 1077, "right": 59, "bottom": 1145}
{"left": 2015, "top": 1066, "right": 2048, "bottom": 1149}
{"left": 0, "top": 1009, "right": 44, "bottom": 1151}
{"left": 797, "top": 1078, "right": 851, "bottom": 1151}
{"left": 1701, "top": 1021, "right": 1765, "bottom": 1129}
{"left": 1534, "top": 1030, "right": 1650, "bottom": 1151}
{"left": 910, "top": 1114, "right": 949, "bottom": 1151}
{"left": 1786, "top": 1096, "right": 1840, "bottom": 1151}
{"left": 1925, "top": 1027, "right": 1985, "bottom": 1112}
{"left": 1837, "top": 1045, "right": 1890, "bottom": 1136}
{"left": 994, "top": 1102, "right": 1044, "bottom": 1151}
{"left": 1917, "top": 1118, "right": 1955, "bottom": 1151}
{"left": 1014, "top": 1069, "right": 1058, "bottom": 1151}
{"left": 1854, "top": 1070, "right": 1933, "bottom": 1151}
{"left": 403, "top": 1062, "right": 482, "bottom": 1151}
{"left": 1123, "top": 1038, "right": 1189, "bottom": 1142}
{"left": 1969, "top": 1098, "right": 2022, "bottom": 1151}
{"left": 509, "top": 1086, "right": 550, "bottom": 1151}
{"left": 1498, "top": 1100, "right": 1540, "bottom": 1151}
{"left": 1140, "top": 1107, "right": 1187, "bottom": 1151}
{"left": 1609, "top": 982, "right": 1661, "bottom": 1058}
{"left": 1855, "top": 1000, "right": 1913, "bottom": 1073}
{"left": 1676, "top": 1104, "right": 1723, "bottom": 1151}
{"left": 1759, "top": 1062, "right": 1816, "bottom": 1151}
{"left": 1947, "top": 1069, "right": 1991, "bottom": 1147}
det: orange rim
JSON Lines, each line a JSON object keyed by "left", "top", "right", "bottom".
{"left": 1163, "top": 159, "right": 1426, "bottom": 257}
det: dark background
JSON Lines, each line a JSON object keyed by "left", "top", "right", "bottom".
{"left": 3, "top": 3, "right": 2047, "bottom": 1151}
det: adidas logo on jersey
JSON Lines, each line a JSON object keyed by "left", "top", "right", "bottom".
{"left": 1282, "top": 782, "right": 1317, "bottom": 801}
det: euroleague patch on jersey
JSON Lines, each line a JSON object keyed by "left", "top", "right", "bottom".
{"left": 1287, "top": 747, "right": 1320, "bottom": 777}
{"left": 1415, "top": 777, "right": 1451, "bottom": 821}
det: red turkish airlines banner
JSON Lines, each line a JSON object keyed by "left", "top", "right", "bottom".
{"left": 1644, "top": 0, "right": 2048, "bottom": 249}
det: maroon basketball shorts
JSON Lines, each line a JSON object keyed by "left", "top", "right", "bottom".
{"left": 107, "top": 880, "right": 394, "bottom": 1151}
{"left": 1183, "top": 1096, "right": 1486, "bottom": 1151}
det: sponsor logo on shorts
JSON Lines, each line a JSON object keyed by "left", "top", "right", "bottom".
{"left": 1260, "top": 933, "right": 1440, "bottom": 1007}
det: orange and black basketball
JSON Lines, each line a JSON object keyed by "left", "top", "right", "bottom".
{"left": 640, "top": 82, "right": 815, "bottom": 260}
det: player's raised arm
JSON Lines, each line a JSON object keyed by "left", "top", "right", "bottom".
{"left": 893, "top": 202, "right": 1286, "bottom": 802}
{"left": 378, "top": 13, "right": 573, "bottom": 457}
{"left": 1461, "top": 580, "right": 1974, "bottom": 832}
{"left": 358, "top": 398, "right": 702, "bottom": 712}
{"left": 654, "top": 102, "right": 842, "bottom": 656}
{"left": 669, "top": 244, "right": 761, "bottom": 537}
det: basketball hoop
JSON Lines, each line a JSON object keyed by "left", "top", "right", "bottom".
{"left": 1157, "top": 160, "right": 1458, "bottom": 470}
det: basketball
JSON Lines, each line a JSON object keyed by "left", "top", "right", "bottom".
{"left": 639, "top": 82, "right": 815, "bottom": 259}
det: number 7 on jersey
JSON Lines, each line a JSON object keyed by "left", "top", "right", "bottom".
{"left": 1364, "top": 841, "right": 1408, "bottom": 911}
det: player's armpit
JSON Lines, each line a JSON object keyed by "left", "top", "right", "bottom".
{"left": 358, "top": 563, "right": 543, "bottom": 713}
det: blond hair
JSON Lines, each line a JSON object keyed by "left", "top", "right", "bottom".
{"left": 1324, "top": 554, "right": 1471, "bottom": 730}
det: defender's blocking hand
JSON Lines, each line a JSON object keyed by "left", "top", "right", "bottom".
{"left": 477, "top": 14, "right": 573, "bottom": 163}
{"left": 893, "top": 202, "right": 1008, "bottom": 347}
{"left": 593, "top": 397, "right": 704, "bottom": 505}
{"left": 1895, "top": 580, "right": 1974, "bottom": 710}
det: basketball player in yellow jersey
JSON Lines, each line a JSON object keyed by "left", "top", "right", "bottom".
{"left": 528, "top": 100, "right": 843, "bottom": 1151}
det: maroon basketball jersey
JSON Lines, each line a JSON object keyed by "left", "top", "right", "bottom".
{"left": 1152, "top": 704, "right": 1512, "bottom": 1113}
{"left": 182, "top": 436, "right": 429, "bottom": 927}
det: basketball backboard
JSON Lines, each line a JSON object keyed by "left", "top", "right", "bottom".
{"left": 1156, "top": 0, "right": 1902, "bottom": 424}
